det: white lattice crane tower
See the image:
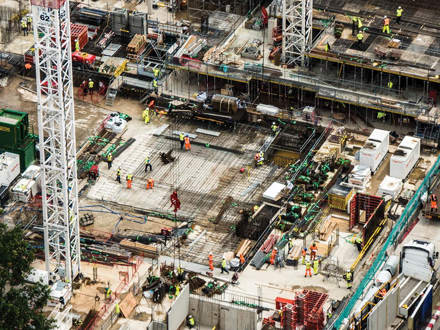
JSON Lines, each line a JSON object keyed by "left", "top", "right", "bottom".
{"left": 31, "top": 0, "right": 80, "bottom": 283}
{"left": 282, "top": 0, "right": 313, "bottom": 66}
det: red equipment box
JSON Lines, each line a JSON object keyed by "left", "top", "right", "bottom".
{"left": 71, "top": 23, "right": 88, "bottom": 51}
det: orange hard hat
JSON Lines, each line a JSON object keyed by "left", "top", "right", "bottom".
{"left": 25, "top": 63, "right": 32, "bottom": 69}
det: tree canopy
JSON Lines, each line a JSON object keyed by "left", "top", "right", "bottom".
{"left": 0, "top": 223, "right": 54, "bottom": 329}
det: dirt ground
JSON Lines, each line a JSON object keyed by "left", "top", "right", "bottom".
{"left": 0, "top": 76, "right": 145, "bottom": 146}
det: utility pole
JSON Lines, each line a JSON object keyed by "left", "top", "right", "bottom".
{"left": 31, "top": 0, "right": 80, "bottom": 283}
{"left": 282, "top": 0, "right": 313, "bottom": 67}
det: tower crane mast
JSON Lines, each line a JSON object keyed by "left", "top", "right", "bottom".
{"left": 31, "top": 0, "right": 80, "bottom": 283}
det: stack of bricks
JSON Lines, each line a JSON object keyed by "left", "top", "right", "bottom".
{"left": 276, "top": 289, "right": 328, "bottom": 330}
{"left": 303, "top": 289, "right": 328, "bottom": 330}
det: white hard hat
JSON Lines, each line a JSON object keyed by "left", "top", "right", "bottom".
{"left": 398, "top": 6, "right": 402, "bottom": 8}
{"left": 272, "top": 122, "right": 275, "bottom": 124}
{"left": 384, "top": 15, "right": 387, "bottom": 18}
{"left": 274, "top": 247, "right": 278, "bottom": 250}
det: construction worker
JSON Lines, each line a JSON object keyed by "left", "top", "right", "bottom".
{"left": 116, "top": 167, "right": 121, "bottom": 183}
{"left": 126, "top": 174, "right": 133, "bottom": 189}
{"left": 184, "top": 135, "right": 191, "bottom": 151}
{"left": 309, "top": 243, "right": 317, "bottom": 261}
{"left": 107, "top": 153, "right": 112, "bottom": 169}
{"left": 271, "top": 122, "right": 278, "bottom": 133}
{"left": 383, "top": 16, "right": 391, "bottom": 34}
{"left": 357, "top": 17, "right": 362, "bottom": 31}
{"left": 313, "top": 258, "right": 319, "bottom": 275}
{"left": 239, "top": 253, "right": 245, "bottom": 265}
{"left": 387, "top": 81, "right": 394, "bottom": 89}
{"left": 75, "top": 38, "right": 80, "bottom": 52}
{"left": 177, "top": 266, "right": 184, "bottom": 281}
{"left": 146, "top": 178, "right": 154, "bottom": 189}
{"left": 305, "top": 260, "right": 312, "bottom": 277}
{"left": 301, "top": 247, "right": 307, "bottom": 265}
{"left": 431, "top": 194, "right": 438, "bottom": 212}
{"left": 357, "top": 32, "right": 364, "bottom": 47}
{"left": 88, "top": 79, "right": 94, "bottom": 95}
{"left": 88, "top": 164, "right": 99, "bottom": 180}
{"left": 396, "top": 6, "right": 403, "bottom": 24}
{"left": 327, "top": 310, "right": 332, "bottom": 321}
{"left": 351, "top": 16, "right": 358, "bottom": 36}
{"left": 208, "top": 252, "right": 214, "bottom": 271}
{"left": 175, "top": 284, "right": 180, "bottom": 296}
{"left": 324, "top": 42, "right": 330, "bottom": 52}
{"left": 253, "top": 205, "right": 259, "bottom": 213}
{"left": 105, "top": 286, "right": 112, "bottom": 300}
{"left": 221, "top": 257, "right": 229, "bottom": 274}
{"left": 153, "top": 67, "right": 160, "bottom": 78}
{"left": 21, "top": 19, "right": 28, "bottom": 36}
{"left": 142, "top": 107, "right": 150, "bottom": 124}
{"left": 153, "top": 79, "right": 158, "bottom": 93}
{"left": 115, "top": 302, "right": 120, "bottom": 316}
{"left": 145, "top": 155, "right": 152, "bottom": 172}
{"left": 378, "top": 287, "right": 387, "bottom": 298}
{"left": 345, "top": 271, "right": 353, "bottom": 289}
{"left": 255, "top": 152, "right": 264, "bottom": 166}
{"left": 81, "top": 79, "right": 88, "bottom": 96}
{"left": 27, "top": 16, "right": 32, "bottom": 31}
{"left": 355, "top": 236, "right": 363, "bottom": 252}
{"left": 270, "top": 247, "right": 278, "bottom": 265}
{"left": 377, "top": 112, "right": 386, "bottom": 121}
{"left": 179, "top": 132, "right": 185, "bottom": 150}
{"left": 187, "top": 315, "right": 195, "bottom": 328}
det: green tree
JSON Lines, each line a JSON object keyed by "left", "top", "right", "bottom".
{"left": 0, "top": 224, "right": 54, "bottom": 329}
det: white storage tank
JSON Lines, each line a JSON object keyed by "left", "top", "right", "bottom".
{"left": 0, "top": 152, "right": 20, "bottom": 187}
{"left": 390, "top": 136, "right": 420, "bottom": 180}
{"left": 359, "top": 129, "right": 389, "bottom": 173}
{"left": 377, "top": 175, "right": 403, "bottom": 200}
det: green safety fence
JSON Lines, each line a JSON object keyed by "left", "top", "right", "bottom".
{"left": 333, "top": 154, "right": 440, "bottom": 328}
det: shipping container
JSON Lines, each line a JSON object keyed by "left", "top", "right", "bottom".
{"left": 359, "top": 129, "right": 389, "bottom": 173}
{"left": 390, "top": 136, "right": 420, "bottom": 180}
{"left": 328, "top": 180, "right": 354, "bottom": 211}
{"left": 0, "top": 109, "right": 29, "bottom": 148}
{"left": 0, "top": 137, "right": 35, "bottom": 172}
{"left": 0, "top": 152, "right": 20, "bottom": 186}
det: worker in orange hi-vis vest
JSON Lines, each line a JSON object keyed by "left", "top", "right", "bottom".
{"left": 126, "top": 174, "right": 133, "bottom": 189}
{"left": 301, "top": 247, "right": 307, "bottom": 264}
{"left": 305, "top": 261, "right": 312, "bottom": 277}
{"left": 146, "top": 178, "right": 154, "bottom": 190}
{"left": 184, "top": 135, "right": 191, "bottom": 151}
{"left": 310, "top": 243, "right": 318, "bottom": 260}
{"left": 240, "top": 254, "right": 245, "bottom": 265}
{"left": 270, "top": 247, "right": 278, "bottom": 265}
{"left": 208, "top": 252, "right": 214, "bottom": 271}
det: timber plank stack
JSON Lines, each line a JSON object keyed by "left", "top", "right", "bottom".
{"left": 119, "top": 239, "right": 158, "bottom": 258}
{"left": 235, "top": 239, "right": 253, "bottom": 257}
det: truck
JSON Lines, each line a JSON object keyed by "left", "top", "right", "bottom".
{"left": 350, "top": 239, "right": 437, "bottom": 330}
